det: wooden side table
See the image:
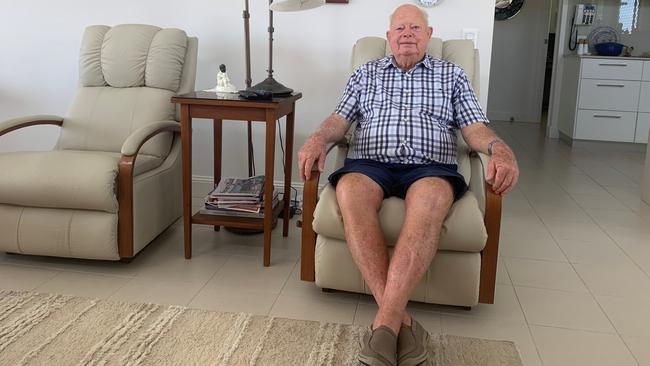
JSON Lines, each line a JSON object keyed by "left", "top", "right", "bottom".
{"left": 172, "top": 91, "right": 302, "bottom": 266}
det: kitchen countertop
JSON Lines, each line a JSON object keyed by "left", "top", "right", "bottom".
{"left": 565, "top": 54, "right": 650, "bottom": 61}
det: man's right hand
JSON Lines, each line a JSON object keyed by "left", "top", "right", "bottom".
{"left": 298, "top": 135, "right": 327, "bottom": 182}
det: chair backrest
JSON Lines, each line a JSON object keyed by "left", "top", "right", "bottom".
{"left": 55, "top": 24, "right": 198, "bottom": 158}
{"left": 347, "top": 36, "right": 480, "bottom": 182}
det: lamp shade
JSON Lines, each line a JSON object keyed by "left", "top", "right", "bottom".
{"left": 270, "top": 0, "right": 325, "bottom": 12}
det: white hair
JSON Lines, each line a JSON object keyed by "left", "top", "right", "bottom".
{"left": 389, "top": 4, "right": 429, "bottom": 27}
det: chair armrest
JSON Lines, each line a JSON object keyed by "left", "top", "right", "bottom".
{"left": 117, "top": 121, "right": 180, "bottom": 258}
{"left": 468, "top": 151, "right": 490, "bottom": 214}
{"left": 469, "top": 151, "right": 503, "bottom": 304}
{"left": 300, "top": 138, "right": 348, "bottom": 282}
{"left": 0, "top": 115, "right": 63, "bottom": 137}
{"left": 120, "top": 121, "right": 180, "bottom": 157}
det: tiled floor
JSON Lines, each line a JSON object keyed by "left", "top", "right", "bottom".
{"left": 2, "top": 121, "right": 650, "bottom": 365}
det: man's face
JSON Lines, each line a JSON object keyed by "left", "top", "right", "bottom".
{"left": 386, "top": 7, "right": 433, "bottom": 60}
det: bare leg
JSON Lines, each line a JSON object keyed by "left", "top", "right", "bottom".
{"left": 336, "top": 173, "right": 410, "bottom": 325}
{"left": 372, "top": 177, "right": 454, "bottom": 333}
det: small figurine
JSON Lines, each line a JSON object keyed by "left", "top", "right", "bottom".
{"left": 215, "top": 64, "right": 238, "bottom": 93}
{"left": 623, "top": 46, "right": 634, "bottom": 57}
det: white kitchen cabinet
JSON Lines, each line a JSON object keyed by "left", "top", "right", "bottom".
{"left": 636, "top": 113, "right": 650, "bottom": 143}
{"left": 640, "top": 82, "right": 650, "bottom": 113}
{"left": 643, "top": 61, "right": 650, "bottom": 81}
{"left": 575, "top": 110, "right": 637, "bottom": 142}
{"left": 581, "top": 58, "right": 643, "bottom": 81}
{"left": 558, "top": 56, "right": 648, "bottom": 144}
{"left": 578, "top": 79, "right": 640, "bottom": 112}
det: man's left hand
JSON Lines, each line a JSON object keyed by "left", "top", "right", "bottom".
{"left": 486, "top": 143, "right": 519, "bottom": 195}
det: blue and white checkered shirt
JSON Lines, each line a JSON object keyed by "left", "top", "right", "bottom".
{"left": 334, "top": 55, "right": 489, "bottom": 165}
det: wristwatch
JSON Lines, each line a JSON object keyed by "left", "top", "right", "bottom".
{"left": 487, "top": 139, "right": 503, "bottom": 156}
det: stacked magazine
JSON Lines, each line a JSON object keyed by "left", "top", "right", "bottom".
{"left": 201, "top": 175, "right": 280, "bottom": 218}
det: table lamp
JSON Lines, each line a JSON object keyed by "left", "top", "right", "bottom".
{"left": 247, "top": 0, "right": 326, "bottom": 96}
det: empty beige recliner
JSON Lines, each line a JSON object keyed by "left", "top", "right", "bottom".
{"left": 300, "top": 37, "right": 502, "bottom": 307}
{"left": 0, "top": 24, "right": 198, "bottom": 260}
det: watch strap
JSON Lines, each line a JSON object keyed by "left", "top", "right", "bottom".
{"left": 487, "top": 139, "right": 503, "bottom": 156}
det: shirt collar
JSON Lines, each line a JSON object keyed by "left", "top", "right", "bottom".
{"left": 381, "top": 54, "right": 434, "bottom": 71}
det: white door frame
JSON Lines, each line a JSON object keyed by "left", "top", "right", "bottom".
{"left": 547, "top": 0, "right": 570, "bottom": 138}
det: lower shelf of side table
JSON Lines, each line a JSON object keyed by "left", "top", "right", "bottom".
{"left": 191, "top": 199, "right": 285, "bottom": 230}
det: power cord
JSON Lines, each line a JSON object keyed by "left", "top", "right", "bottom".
{"left": 246, "top": 120, "right": 301, "bottom": 218}
{"left": 277, "top": 119, "right": 301, "bottom": 216}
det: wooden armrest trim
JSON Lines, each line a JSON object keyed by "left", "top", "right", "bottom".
{"left": 478, "top": 182, "right": 502, "bottom": 304}
{"left": 300, "top": 139, "right": 347, "bottom": 281}
{"left": 117, "top": 125, "right": 180, "bottom": 259}
{"left": 300, "top": 170, "right": 321, "bottom": 281}
{"left": 0, "top": 120, "right": 63, "bottom": 138}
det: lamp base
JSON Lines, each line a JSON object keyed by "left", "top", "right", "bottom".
{"left": 250, "top": 77, "right": 293, "bottom": 96}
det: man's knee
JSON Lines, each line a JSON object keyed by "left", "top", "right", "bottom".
{"left": 405, "top": 177, "right": 454, "bottom": 214}
{"left": 336, "top": 173, "right": 384, "bottom": 211}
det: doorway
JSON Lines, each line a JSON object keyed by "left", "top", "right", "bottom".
{"left": 487, "top": 0, "right": 558, "bottom": 125}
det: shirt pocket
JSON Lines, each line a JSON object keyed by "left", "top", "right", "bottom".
{"left": 359, "top": 82, "right": 385, "bottom": 117}
{"left": 419, "top": 80, "right": 453, "bottom": 127}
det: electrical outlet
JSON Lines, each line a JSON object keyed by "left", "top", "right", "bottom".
{"left": 462, "top": 28, "right": 478, "bottom": 48}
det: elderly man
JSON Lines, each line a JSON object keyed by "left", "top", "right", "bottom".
{"left": 298, "top": 4, "right": 518, "bottom": 366}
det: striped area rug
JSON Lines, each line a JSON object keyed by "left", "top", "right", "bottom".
{"left": 0, "top": 290, "right": 522, "bottom": 365}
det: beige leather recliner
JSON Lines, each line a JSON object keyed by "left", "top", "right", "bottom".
{"left": 300, "top": 37, "right": 502, "bottom": 307}
{"left": 0, "top": 24, "right": 198, "bottom": 261}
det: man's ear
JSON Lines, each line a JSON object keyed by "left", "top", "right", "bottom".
{"left": 427, "top": 26, "right": 433, "bottom": 38}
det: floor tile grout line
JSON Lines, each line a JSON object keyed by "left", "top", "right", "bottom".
{"left": 580, "top": 210, "right": 650, "bottom": 280}
{"left": 497, "top": 123, "right": 641, "bottom": 365}
{"left": 538, "top": 215, "right": 643, "bottom": 366}
{"left": 267, "top": 257, "right": 300, "bottom": 316}
{"left": 184, "top": 253, "right": 235, "bottom": 308}
{"left": 351, "top": 300, "right": 361, "bottom": 326}
{"left": 509, "top": 283, "right": 546, "bottom": 366}
{"left": 495, "top": 123, "right": 570, "bottom": 366}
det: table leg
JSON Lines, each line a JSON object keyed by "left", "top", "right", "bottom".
{"left": 247, "top": 121, "right": 254, "bottom": 177}
{"left": 263, "top": 110, "right": 276, "bottom": 267}
{"left": 181, "top": 105, "right": 192, "bottom": 259}
{"left": 213, "top": 119, "right": 223, "bottom": 232}
{"left": 283, "top": 107, "right": 295, "bottom": 237}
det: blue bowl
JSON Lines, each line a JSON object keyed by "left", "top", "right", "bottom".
{"left": 594, "top": 42, "right": 625, "bottom": 56}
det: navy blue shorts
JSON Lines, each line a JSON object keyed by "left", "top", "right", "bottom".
{"left": 328, "top": 158, "right": 468, "bottom": 201}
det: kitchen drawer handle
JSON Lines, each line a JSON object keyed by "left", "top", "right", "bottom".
{"left": 598, "top": 63, "right": 628, "bottom": 66}
{"left": 596, "top": 84, "right": 625, "bottom": 87}
{"left": 593, "top": 114, "right": 622, "bottom": 118}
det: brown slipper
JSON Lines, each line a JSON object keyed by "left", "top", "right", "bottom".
{"left": 397, "top": 319, "right": 430, "bottom": 366}
{"left": 358, "top": 325, "right": 397, "bottom": 366}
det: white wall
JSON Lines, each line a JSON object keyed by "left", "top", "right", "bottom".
{"left": 487, "top": 0, "right": 550, "bottom": 123}
{"left": 0, "top": 0, "right": 495, "bottom": 186}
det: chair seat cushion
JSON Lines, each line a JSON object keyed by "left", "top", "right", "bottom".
{"left": 312, "top": 184, "right": 487, "bottom": 252}
{"left": 0, "top": 150, "right": 163, "bottom": 213}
